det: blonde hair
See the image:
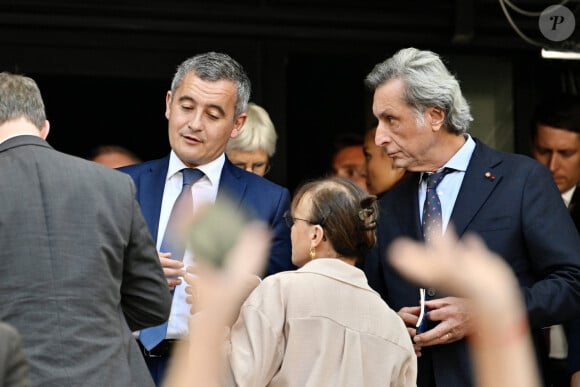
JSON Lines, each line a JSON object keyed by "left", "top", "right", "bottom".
{"left": 226, "top": 102, "right": 277, "bottom": 157}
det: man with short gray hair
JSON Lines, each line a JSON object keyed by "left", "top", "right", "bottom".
{"left": 119, "top": 52, "right": 293, "bottom": 384}
{"left": 364, "top": 48, "right": 580, "bottom": 387}
{"left": 0, "top": 72, "right": 171, "bottom": 387}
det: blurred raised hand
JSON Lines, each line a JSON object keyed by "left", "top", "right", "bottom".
{"left": 162, "top": 221, "right": 271, "bottom": 387}
{"left": 388, "top": 227, "right": 541, "bottom": 387}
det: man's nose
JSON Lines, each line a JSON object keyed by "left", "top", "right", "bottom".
{"left": 548, "top": 153, "right": 560, "bottom": 171}
{"left": 375, "top": 125, "right": 391, "bottom": 146}
{"left": 188, "top": 112, "right": 204, "bottom": 130}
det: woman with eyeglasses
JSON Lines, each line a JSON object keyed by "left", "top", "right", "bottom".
{"left": 226, "top": 102, "right": 277, "bottom": 177}
{"left": 216, "top": 176, "right": 416, "bottom": 387}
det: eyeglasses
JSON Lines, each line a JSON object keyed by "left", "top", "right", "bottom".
{"left": 233, "top": 161, "right": 271, "bottom": 175}
{"left": 283, "top": 210, "right": 313, "bottom": 228}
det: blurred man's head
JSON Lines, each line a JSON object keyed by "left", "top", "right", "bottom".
{"left": 531, "top": 94, "right": 580, "bottom": 193}
{"left": 90, "top": 145, "right": 141, "bottom": 169}
{"left": 363, "top": 126, "right": 408, "bottom": 196}
{"left": 331, "top": 132, "right": 367, "bottom": 192}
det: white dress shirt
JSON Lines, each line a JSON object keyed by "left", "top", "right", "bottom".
{"left": 547, "top": 185, "right": 576, "bottom": 359}
{"left": 562, "top": 185, "right": 576, "bottom": 208}
{"left": 161, "top": 151, "right": 224, "bottom": 339}
{"left": 419, "top": 134, "right": 476, "bottom": 233}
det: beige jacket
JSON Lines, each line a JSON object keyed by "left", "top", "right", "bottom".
{"left": 227, "top": 258, "right": 417, "bottom": 387}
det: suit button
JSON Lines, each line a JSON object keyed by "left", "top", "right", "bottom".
{"left": 427, "top": 288, "right": 436, "bottom": 297}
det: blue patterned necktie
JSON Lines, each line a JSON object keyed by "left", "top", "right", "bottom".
{"left": 422, "top": 168, "right": 453, "bottom": 242}
{"left": 139, "top": 168, "right": 205, "bottom": 351}
{"left": 417, "top": 167, "right": 453, "bottom": 333}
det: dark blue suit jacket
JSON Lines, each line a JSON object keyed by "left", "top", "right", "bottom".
{"left": 365, "top": 140, "right": 580, "bottom": 387}
{"left": 119, "top": 155, "right": 294, "bottom": 276}
{"left": 565, "top": 186, "right": 580, "bottom": 376}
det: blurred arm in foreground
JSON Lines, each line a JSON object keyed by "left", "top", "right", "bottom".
{"left": 162, "top": 222, "right": 271, "bottom": 387}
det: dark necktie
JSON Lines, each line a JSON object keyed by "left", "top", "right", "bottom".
{"left": 422, "top": 168, "right": 452, "bottom": 242}
{"left": 139, "top": 168, "right": 205, "bottom": 351}
{"left": 160, "top": 168, "right": 205, "bottom": 262}
{"left": 417, "top": 168, "right": 453, "bottom": 334}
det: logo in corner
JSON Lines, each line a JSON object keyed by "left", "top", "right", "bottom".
{"left": 539, "top": 5, "right": 575, "bottom": 42}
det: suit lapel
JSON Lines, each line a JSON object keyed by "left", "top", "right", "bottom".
{"left": 569, "top": 184, "right": 580, "bottom": 211}
{"left": 217, "top": 158, "right": 247, "bottom": 209}
{"left": 569, "top": 184, "right": 580, "bottom": 231}
{"left": 394, "top": 173, "right": 423, "bottom": 239}
{"left": 138, "top": 157, "right": 169, "bottom": 242}
{"left": 450, "top": 140, "right": 502, "bottom": 236}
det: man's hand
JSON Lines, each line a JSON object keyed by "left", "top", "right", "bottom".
{"left": 158, "top": 251, "right": 186, "bottom": 291}
{"left": 397, "top": 306, "right": 423, "bottom": 356}
{"left": 413, "top": 296, "right": 476, "bottom": 347}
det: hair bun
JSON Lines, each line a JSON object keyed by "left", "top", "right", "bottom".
{"left": 358, "top": 195, "right": 378, "bottom": 230}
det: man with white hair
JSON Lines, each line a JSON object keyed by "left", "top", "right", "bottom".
{"left": 364, "top": 47, "right": 580, "bottom": 387}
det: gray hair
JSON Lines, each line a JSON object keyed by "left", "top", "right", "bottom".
{"left": 171, "top": 52, "right": 251, "bottom": 118}
{"left": 365, "top": 48, "right": 473, "bottom": 134}
{"left": 226, "top": 102, "right": 278, "bottom": 156}
{"left": 0, "top": 72, "right": 46, "bottom": 129}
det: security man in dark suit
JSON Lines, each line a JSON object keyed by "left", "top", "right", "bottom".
{"left": 531, "top": 94, "right": 580, "bottom": 387}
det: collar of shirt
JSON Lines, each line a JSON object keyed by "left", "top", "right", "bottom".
{"left": 419, "top": 134, "right": 476, "bottom": 230}
{"left": 0, "top": 133, "right": 35, "bottom": 145}
{"left": 159, "top": 151, "right": 224, "bottom": 246}
{"left": 561, "top": 185, "right": 577, "bottom": 208}
{"left": 297, "top": 258, "right": 370, "bottom": 291}
{"left": 419, "top": 134, "right": 475, "bottom": 181}
{"left": 166, "top": 150, "right": 224, "bottom": 187}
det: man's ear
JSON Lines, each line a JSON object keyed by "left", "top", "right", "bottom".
{"left": 165, "top": 91, "right": 172, "bottom": 120}
{"left": 231, "top": 113, "right": 247, "bottom": 139}
{"left": 40, "top": 120, "right": 50, "bottom": 139}
{"left": 428, "top": 107, "right": 446, "bottom": 132}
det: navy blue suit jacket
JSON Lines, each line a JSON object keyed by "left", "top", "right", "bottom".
{"left": 365, "top": 140, "right": 580, "bottom": 387}
{"left": 565, "top": 186, "right": 580, "bottom": 376}
{"left": 119, "top": 155, "right": 294, "bottom": 276}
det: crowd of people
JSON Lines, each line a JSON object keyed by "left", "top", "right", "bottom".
{"left": 0, "top": 46, "right": 579, "bottom": 387}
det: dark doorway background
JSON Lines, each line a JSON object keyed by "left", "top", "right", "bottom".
{"left": 4, "top": 0, "right": 580, "bottom": 192}
{"left": 286, "top": 52, "right": 375, "bottom": 192}
{"left": 35, "top": 75, "right": 170, "bottom": 162}
{"left": 22, "top": 53, "right": 580, "bottom": 194}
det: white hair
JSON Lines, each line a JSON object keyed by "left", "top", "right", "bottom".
{"left": 365, "top": 48, "right": 473, "bottom": 134}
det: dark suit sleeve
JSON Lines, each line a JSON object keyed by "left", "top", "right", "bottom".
{"left": 120, "top": 179, "right": 172, "bottom": 331}
{"left": 565, "top": 318, "right": 580, "bottom": 374}
{"left": 565, "top": 189, "right": 580, "bottom": 375}
{"left": 521, "top": 163, "right": 580, "bottom": 328}
{"left": 364, "top": 225, "right": 389, "bottom": 303}
{"left": 0, "top": 322, "right": 29, "bottom": 387}
{"left": 265, "top": 187, "right": 294, "bottom": 276}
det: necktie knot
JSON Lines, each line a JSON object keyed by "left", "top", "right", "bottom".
{"left": 422, "top": 167, "right": 454, "bottom": 242}
{"left": 182, "top": 168, "right": 204, "bottom": 187}
{"left": 425, "top": 167, "right": 453, "bottom": 190}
